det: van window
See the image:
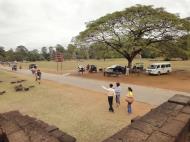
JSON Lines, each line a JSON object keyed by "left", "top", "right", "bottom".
{"left": 166, "top": 64, "right": 171, "bottom": 67}
{"left": 149, "top": 65, "right": 157, "bottom": 69}
{"left": 157, "top": 65, "right": 160, "bottom": 68}
{"left": 161, "top": 65, "right": 165, "bottom": 68}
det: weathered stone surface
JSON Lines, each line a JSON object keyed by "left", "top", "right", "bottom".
{"left": 103, "top": 128, "right": 148, "bottom": 142}
{"left": 130, "top": 120, "right": 157, "bottom": 135}
{"left": 46, "top": 125, "right": 58, "bottom": 133}
{"left": 182, "top": 106, "right": 190, "bottom": 114}
{"left": 0, "top": 111, "right": 76, "bottom": 142}
{"left": 0, "top": 120, "right": 21, "bottom": 135}
{"left": 131, "top": 116, "right": 141, "bottom": 123}
{"left": 146, "top": 131, "right": 175, "bottom": 142}
{"left": 58, "top": 134, "right": 76, "bottom": 142}
{"left": 141, "top": 111, "right": 168, "bottom": 128}
{"left": 160, "top": 119, "right": 186, "bottom": 137}
{"left": 174, "top": 113, "right": 190, "bottom": 123}
{"left": 50, "top": 130, "right": 64, "bottom": 138}
{"left": 168, "top": 94, "right": 190, "bottom": 105}
{"left": 8, "top": 130, "right": 29, "bottom": 142}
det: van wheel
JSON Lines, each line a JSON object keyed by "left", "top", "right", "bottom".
{"left": 158, "top": 71, "right": 161, "bottom": 75}
{"left": 167, "top": 70, "right": 170, "bottom": 74}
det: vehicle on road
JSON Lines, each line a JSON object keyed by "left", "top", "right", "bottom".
{"left": 29, "top": 64, "right": 37, "bottom": 70}
{"left": 12, "top": 65, "right": 17, "bottom": 71}
{"left": 88, "top": 65, "right": 97, "bottom": 73}
{"left": 146, "top": 62, "right": 172, "bottom": 75}
{"left": 104, "top": 65, "right": 126, "bottom": 76}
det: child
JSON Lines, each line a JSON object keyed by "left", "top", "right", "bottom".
{"left": 115, "top": 82, "right": 121, "bottom": 107}
{"left": 126, "top": 87, "right": 134, "bottom": 113}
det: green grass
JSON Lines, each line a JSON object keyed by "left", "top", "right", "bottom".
{"left": 18, "top": 58, "right": 190, "bottom": 74}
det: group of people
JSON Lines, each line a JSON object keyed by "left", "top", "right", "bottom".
{"left": 31, "top": 67, "right": 42, "bottom": 84}
{"left": 102, "top": 83, "right": 134, "bottom": 114}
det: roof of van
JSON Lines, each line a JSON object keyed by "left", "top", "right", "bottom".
{"left": 150, "top": 62, "right": 171, "bottom": 65}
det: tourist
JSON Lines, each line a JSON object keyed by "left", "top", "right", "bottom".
{"left": 102, "top": 84, "right": 116, "bottom": 112}
{"left": 125, "top": 87, "right": 134, "bottom": 114}
{"left": 36, "top": 69, "right": 42, "bottom": 84}
{"left": 114, "top": 82, "right": 121, "bottom": 107}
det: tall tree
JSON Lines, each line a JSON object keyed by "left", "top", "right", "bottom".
{"left": 15, "top": 45, "right": 28, "bottom": 61}
{"left": 0, "top": 46, "right": 5, "bottom": 61}
{"left": 41, "top": 47, "right": 50, "bottom": 60}
{"left": 76, "top": 5, "right": 190, "bottom": 68}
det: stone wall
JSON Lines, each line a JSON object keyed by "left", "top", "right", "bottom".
{"left": 0, "top": 111, "right": 76, "bottom": 142}
{"left": 103, "top": 94, "right": 190, "bottom": 142}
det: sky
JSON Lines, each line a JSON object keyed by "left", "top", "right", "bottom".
{"left": 0, "top": 0, "right": 190, "bottom": 50}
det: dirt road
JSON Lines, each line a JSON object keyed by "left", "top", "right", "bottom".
{"left": 1, "top": 66, "right": 189, "bottom": 106}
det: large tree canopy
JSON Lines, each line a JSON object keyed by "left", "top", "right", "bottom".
{"left": 76, "top": 5, "right": 190, "bottom": 67}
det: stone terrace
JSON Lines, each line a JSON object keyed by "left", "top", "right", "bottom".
{"left": 103, "top": 94, "right": 190, "bottom": 142}
{"left": 0, "top": 111, "right": 76, "bottom": 142}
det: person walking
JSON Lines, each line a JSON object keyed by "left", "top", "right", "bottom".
{"left": 102, "top": 84, "right": 116, "bottom": 112}
{"left": 114, "top": 82, "right": 121, "bottom": 107}
{"left": 36, "top": 69, "right": 42, "bottom": 84}
{"left": 125, "top": 87, "right": 134, "bottom": 114}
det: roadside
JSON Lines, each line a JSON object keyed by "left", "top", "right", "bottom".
{"left": 1, "top": 65, "right": 189, "bottom": 106}
{"left": 72, "top": 70, "right": 190, "bottom": 93}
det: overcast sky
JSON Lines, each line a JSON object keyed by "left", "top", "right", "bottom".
{"left": 0, "top": 0, "right": 190, "bottom": 50}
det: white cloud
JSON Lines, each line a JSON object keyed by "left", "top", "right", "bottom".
{"left": 0, "top": 0, "right": 189, "bottom": 50}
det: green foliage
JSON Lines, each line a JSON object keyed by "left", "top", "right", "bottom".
{"left": 76, "top": 4, "right": 190, "bottom": 67}
{"left": 41, "top": 47, "right": 50, "bottom": 61}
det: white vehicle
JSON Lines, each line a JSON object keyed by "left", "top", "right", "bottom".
{"left": 146, "top": 62, "right": 172, "bottom": 75}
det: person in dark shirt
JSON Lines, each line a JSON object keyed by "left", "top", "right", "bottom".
{"left": 36, "top": 69, "right": 42, "bottom": 84}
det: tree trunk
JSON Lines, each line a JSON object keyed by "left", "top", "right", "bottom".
{"left": 127, "top": 58, "right": 133, "bottom": 68}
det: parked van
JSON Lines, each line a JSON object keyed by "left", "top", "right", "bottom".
{"left": 146, "top": 62, "right": 172, "bottom": 75}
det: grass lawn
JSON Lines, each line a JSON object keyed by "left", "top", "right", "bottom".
{"left": 0, "top": 70, "right": 152, "bottom": 142}
{"left": 18, "top": 58, "right": 190, "bottom": 74}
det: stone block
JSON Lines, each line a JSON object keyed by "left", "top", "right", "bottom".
{"left": 160, "top": 119, "right": 186, "bottom": 137}
{"left": 0, "top": 121, "right": 21, "bottom": 135}
{"left": 131, "top": 116, "right": 141, "bottom": 123}
{"left": 8, "top": 130, "right": 29, "bottom": 142}
{"left": 146, "top": 131, "right": 175, "bottom": 142}
{"left": 104, "top": 127, "right": 148, "bottom": 142}
{"left": 182, "top": 106, "right": 190, "bottom": 114}
{"left": 58, "top": 133, "right": 76, "bottom": 142}
{"left": 46, "top": 125, "right": 58, "bottom": 133}
{"left": 168, "top": 95, "right": 190, "bottom": 105}
{"left": 130, "top": 120, "right": 157, "bottom": 135}
{"left": 141, "top": 111, "right": 168, "bottom": 128}
{"left": 50, "top": 130, "right": 63, "bottom": 138}
{"left": 174, "top": 113, "right": 190, "bottom": 123}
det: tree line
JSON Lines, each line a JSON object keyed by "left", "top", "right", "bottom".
{"left": 0, "top": 43, "right": 124, "bottom": 62}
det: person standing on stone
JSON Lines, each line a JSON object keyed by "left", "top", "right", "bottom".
{"left": 125, "top": 87, "right": 134, "bottom": 114}
{"left": 114, "top": 82, "right": 121, "bottom": 107}
{"left": 102, "top": 84, "right": 116, "bottom": 112}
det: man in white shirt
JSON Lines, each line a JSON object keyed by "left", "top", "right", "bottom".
{"left": 102, "top": 84, "right": 116, "bottom": 112}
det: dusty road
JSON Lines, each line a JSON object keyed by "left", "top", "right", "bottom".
{"left": 1, "top": 66, "right": 190, "bottom": 106}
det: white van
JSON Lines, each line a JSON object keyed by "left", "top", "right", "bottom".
{"left": 146, "top": 62, "right": 172, "bottom": 75}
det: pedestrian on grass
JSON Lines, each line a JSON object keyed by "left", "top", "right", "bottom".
{"left": 36, "top": 69, "right": 42, "bottom": 84}
{"left": 125, "top": 87, "right": 134, "bottom": 114}
{"left": 114, "top": 82, "right": 121, "bottom": 107}
{"left": 102, "top": 84, "right": 116, "bottom": 112}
